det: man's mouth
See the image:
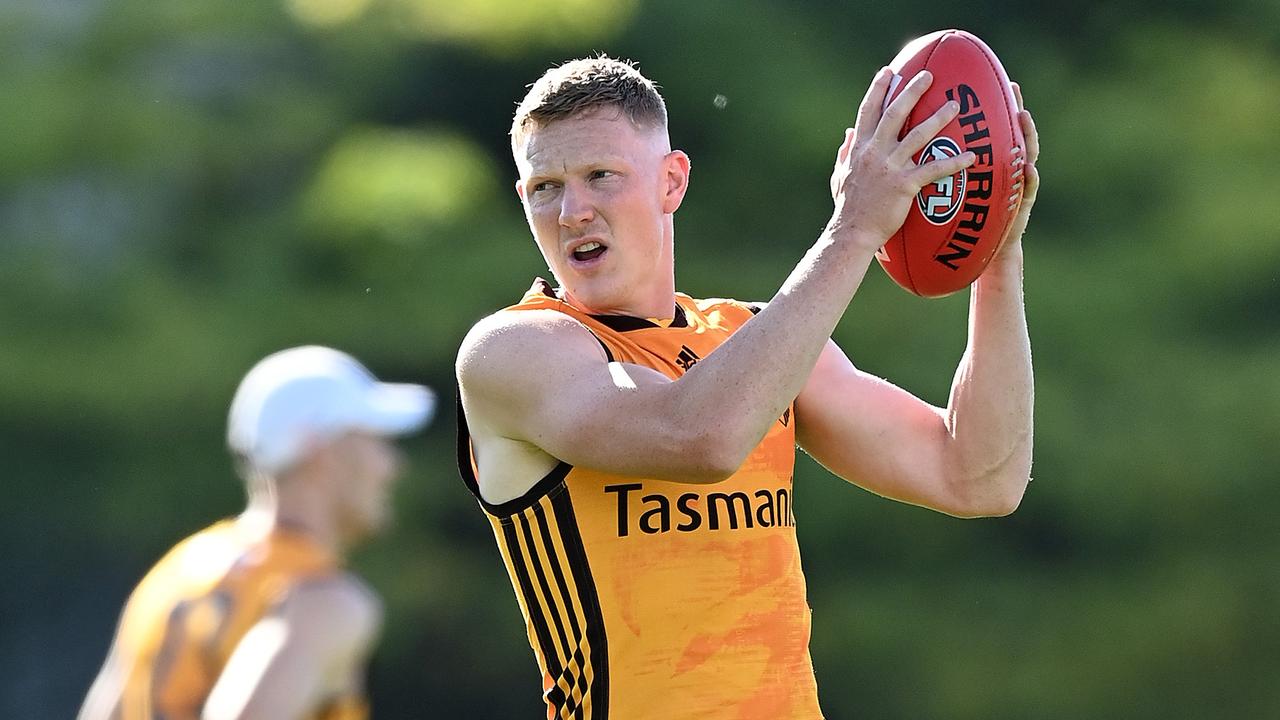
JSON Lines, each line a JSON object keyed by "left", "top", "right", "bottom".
{"left": 571, "top": 240, "right": 607, "bottom": 262}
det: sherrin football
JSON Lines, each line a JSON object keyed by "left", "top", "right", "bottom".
{"left": 876, "top": 29, "right": 1025, "bottom": 297}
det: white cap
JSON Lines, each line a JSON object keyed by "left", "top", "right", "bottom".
{"left": 227, "top": 346, "right": 435, "bottom": 475}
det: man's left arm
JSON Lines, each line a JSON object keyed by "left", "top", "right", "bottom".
{"left": 77, "top": 643, "right": 126, "bottom": 720}
{"left": 796, "top": 88, "right": 1039, "bottom": 518}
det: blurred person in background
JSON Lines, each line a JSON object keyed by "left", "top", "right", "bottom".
{"left": 78, "top": 346, "right": 435, "bottom": 720}
{"left": 456, "top": 56, "right": 1038, "bottom": 717}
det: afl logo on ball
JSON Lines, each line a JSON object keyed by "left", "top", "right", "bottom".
{"left": 916, "top": 136, "right": 966, "bottom": 225}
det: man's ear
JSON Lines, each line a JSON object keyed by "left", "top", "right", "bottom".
{"left": 661, "top": 150, "right": 691, "bottom": 214}
{"left": 514, "top": 178, "right": 526, "bottom": 201}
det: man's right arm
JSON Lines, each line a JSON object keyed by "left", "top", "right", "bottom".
{"left": 459, "top": 68, "right": 972, "bottom": 492}
{"left": 458, "top": 308, "right": 743, "bottom": 485}
{"left": 201, "top": 576, "right": 380, "bottom": 720}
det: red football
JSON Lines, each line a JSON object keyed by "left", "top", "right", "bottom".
{"left": 875, "top": 29, "right": 1025, "bottom": 297}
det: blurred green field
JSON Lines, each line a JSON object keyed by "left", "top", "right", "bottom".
{"left": 3, "top": 0, "right": 1278, "bottom": 717}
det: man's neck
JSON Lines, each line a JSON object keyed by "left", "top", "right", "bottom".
{"left": 561, "top": 287, "right": 677, "bottom": 321}
{"left": 241, "top": 489, "right": 345, "bottom": 558}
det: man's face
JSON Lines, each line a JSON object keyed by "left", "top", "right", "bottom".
{"left": 515, "top": 109, "right": 686, "bottom": 315}
{"left": 327, "top": 432, "right": 402, "bottom": 540}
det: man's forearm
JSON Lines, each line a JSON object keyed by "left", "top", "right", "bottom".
{"left": 944, "top": 242, "right": 1035, "bottom": 513}
{"left": 671, "top": 229, "right": 880, "bottom": 463}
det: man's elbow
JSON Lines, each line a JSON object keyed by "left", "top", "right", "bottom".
{"left": 971, "top": 487, "right": 1026, "bottom": 518}
{"left": 675, "top": 432, "right": 749, "bottom": 485}
{"left": 946, "top": 440, "right": 1033, "bottom": 517}
{"left": 951, "top": 473, "right": 1030, "bottom": 518}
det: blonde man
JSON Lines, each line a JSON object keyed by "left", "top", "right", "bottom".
{"left": 80, "top": 346, "right": 434, "bottom": 720}
{"left": 456, "top": 56, "right": 1040, "bottom": 718}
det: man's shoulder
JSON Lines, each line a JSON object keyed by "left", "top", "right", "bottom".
{"left": 129, "top": 519, "right": 239, "bottom": 598}
{"left": 466, "top": 304, "right": 586, "bottom": 336}
{"left": 457, "top": 306, "right": 605, "bottom": 377}
{"left": 457, "top": 304, "right": 614, "bottom": 446}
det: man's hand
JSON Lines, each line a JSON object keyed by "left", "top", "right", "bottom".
{"left": 827, "top": 67, "right": 975, "bottom": 252}
{"left": 991, "top": 81, "right": 1040, "bottom": 264}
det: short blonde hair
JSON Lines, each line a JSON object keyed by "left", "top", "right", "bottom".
{"left": 511, "top": 56, "right": 667, "bottom": 151}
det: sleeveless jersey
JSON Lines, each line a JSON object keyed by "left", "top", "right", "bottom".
{"left": 111, "top": 519, "right": 368, "bottom": 720}
{"left": 458, "top": 279, "right": 824, "bottom": 719}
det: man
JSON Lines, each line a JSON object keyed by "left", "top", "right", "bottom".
{"left": 79, "top": 346, "right": 435, "bottom": 720}
{"left": 456, "top": 56, "right": 1038, "bottom": 718}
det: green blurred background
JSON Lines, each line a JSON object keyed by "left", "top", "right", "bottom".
{"left": 4, "top": 0, "right": 1278, "bottom": 717}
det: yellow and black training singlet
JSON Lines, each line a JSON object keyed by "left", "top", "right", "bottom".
{"left": 457, "top": 279, "right": 824, "bottom": 719}
{"left": 111, "top": 520, "right": 368, "bottom": 720}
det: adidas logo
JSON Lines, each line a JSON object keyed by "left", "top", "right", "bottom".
{"left": 674, "top": 345, "right": 700, "bottom": 371}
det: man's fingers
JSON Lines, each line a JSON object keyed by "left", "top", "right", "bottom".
{"left": 852, "top": 67, "right": 893, "bottom": 145}
{"left": 1007, "top": 100, "right": 1040, "bottom": 218}
{"left": 874, "top": 70, "right": 933, "bottom": 145}
{"left": 1020, "top": 155, "right": 1039, "bottom": 205}
{"left": 911, "top": 150, "right": 975, "bottom": 188}
{"left": 1008, "top": 82, "right": 1040, "bottom": 211}
{"left": 1020, "top": 109, "right": 1039, "bottom": 166}
{"left": 895, "top": 100, "right": 960, "bottom": 164}
{"left": 831, "top": 128, "right": 855, "bottom": 199}
{"left": 837, "top": 127, "right": 855, "bottom": 165}
{"left": 1011, "top": 82, "right": 1038, "bottom": 166}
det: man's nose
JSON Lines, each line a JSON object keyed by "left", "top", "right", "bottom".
{"left": 558, "top": 184, "right": 594, "bottom": 227}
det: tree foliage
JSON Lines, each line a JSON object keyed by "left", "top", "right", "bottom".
{"left": 3, "top": 1, "right": 1277, "bottom": 717}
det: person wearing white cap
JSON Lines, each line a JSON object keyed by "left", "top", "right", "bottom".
{"left": 79, "top": 346, "right": 435, "bottom": 720}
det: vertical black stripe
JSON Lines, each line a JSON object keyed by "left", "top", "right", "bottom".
{"left": 531, "top": 500, "right": 591, "bottom": 716}
{"left": 454, "top": 390, "right": 482, "bottom": 499}
{"left": 499, "top": 517, "right": 567, "bottom": 711}
{"left": 516, "top": 509, "right": 579, "bottom": 713}
{"left": 549, "top": 489, "right": 609, "bottom": 720}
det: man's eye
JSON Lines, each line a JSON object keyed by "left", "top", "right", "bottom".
{"left": 532, "top": 181, "right": 557, "bottom": 193}
{"left": 589, "top": 170, "right": 614, "bottom": 180}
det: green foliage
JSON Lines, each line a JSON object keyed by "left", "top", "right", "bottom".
{"left": 4, "top": 1, "right": 1277, "bottom": 718}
